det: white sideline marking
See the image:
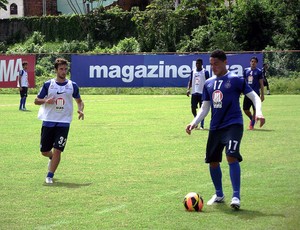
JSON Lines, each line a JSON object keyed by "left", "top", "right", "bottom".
{"left": 96, "top": 204, "right": 127, "bottom": 214}
{"left": 35, "top": 220, "right": 70, "bottom": 230}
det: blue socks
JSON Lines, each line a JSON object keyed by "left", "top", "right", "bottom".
{"left": 47, "top": 172, "right": 54, "bottom": 178}
{"left": 19, "top": 97, "right": 27, "bottom": 109}
{"left": 229, "top": 161, "right": 241, "bottom": 199}
{"left": 209, "top": 164, "right": 223, "bottom": 197}
{"left": 210, "top": 162, "right": 241, "bottom": 199}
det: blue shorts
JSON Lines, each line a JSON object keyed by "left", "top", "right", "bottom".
{"left": 40, "top": 126, "right": 70, "bottom": 152}
{"left": 205, "top": 124, "right": 243, "bottom": 163}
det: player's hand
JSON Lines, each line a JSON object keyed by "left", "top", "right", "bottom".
{"left": 186, "top": 124, "right": 195, "bottom": 135}
{"left": 255, "top": 115, "right": 265, "bottom": 127}
{"left": 78, "top": 110, "right": 84, "bottom": 120}
{"left": 260, "top": 95, "right": 265, "bottom": 102}
{"left": 45, "top": 97, "right": 55, "bottom": 104}
{"left": 186, "top": 90, "right": 190, "bottom": 97}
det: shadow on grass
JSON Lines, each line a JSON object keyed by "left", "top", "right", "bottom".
{"left": 43, "top": 179, "right": 92, "bottom": 189}
{"left": 213, "top": 203, "right": 285, "bottom": 220}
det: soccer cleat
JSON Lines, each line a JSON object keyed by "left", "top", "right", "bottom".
{"left": 207, "top": 194, "right": 225, "bottom": 205}
{"left": 45, "top": 177, "right": 53, "bottom": 184}
{"left": 200, "top": 126, "right": 204, "bottom": 130}
{"left": 230, "top": 197, "right": 240, "bottom": 210}
{"left": 248, "top": 121, "right": 254, "bottom": 130}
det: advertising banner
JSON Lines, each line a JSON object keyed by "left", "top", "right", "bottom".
{"left": 71, "top": 53, "right": 263, "bottom": 87}
{"left": 0, "top": 55, "right": 36, "bottom": 88}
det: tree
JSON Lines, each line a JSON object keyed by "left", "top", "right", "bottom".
{"left": 0, "top": 0, "right": 8, "bottom": 11}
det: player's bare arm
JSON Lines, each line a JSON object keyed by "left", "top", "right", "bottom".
{"left": 34, "top": 97, "right": 55, "bottom": 105}
{"left": 75, "top": 98, "right": 84, "bottom": 120}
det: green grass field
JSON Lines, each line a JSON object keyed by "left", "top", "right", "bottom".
{"left": 0, "top": 94, "right": 299, "bottom": 230}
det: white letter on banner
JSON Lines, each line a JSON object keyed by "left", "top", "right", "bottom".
{"left": 159, "top": 61, "right": 164, "bottom": 78}
{"left": 122, "top": 65, "right": 134, "bottom": 83}
{"left": 229, "top": 65, "right": 243, "bottom": 76}
{"left": 0, "top": 59, "right": 17, "bottom": 82}
{"left": 178, "top": 65, "right": 191, "bottom": 78}
{"left": 135, "top": 65, "right": 146, "bottom": 78}
{"left": 89, "top": 65, "right": 108, "bottom": 78}
{"left": 164, "top": 65, "right": 177, "bottom": 78}
{"left": 109, "top": 65, "right": 121, "bottom": 78}
{"left": 147, "top": 65, "right": 158, "bottom": 78}
{"left": 13, "top": 59, "right": 22, "bottom": 81}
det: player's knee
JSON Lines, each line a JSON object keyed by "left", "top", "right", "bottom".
{"left": 209, "top": 162, "right": 220, "bottom": 168}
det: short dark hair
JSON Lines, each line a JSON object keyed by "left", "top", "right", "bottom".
{"left": 250, "top": 56, "right": 258, "bottom": 63}
{"left": 196, "top": 58, "right": 203, "bottom": 64}
{"left": 22, "top": 61, "right": 28, "bottom": 67}
{"left": 54, "top": 58, "right": 68, "bottom": 70}
{"left": 210, "top": 50, "right": 227, "bottom": 61}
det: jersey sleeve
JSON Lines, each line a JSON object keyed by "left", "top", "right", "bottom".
{"left": 205, "top": 70, "right": 210, "bottom": 80}
{"left": 240, "top": 77, "right": 253, "bottom": 95}
{"left": 72, "top": 82, "right": 81, "bottom": 99}
{"left": 202, "top": 82, "right": 210, "bottom": 101}
{"left": 37, "top": 81, "right": 50, "bottom": 99}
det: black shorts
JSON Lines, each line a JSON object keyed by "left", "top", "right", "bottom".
{"left": 191, "top": 93, "right": 203, "bottom": 109}
{"left": 20, "top": 87, "right": 28, "bottom": 98}
{"left": 243, "top": 95, "right": 256, "bottom": 111}
{"left": 205, "top": 124, "right": 243, "bottom": 163}
{"left": 40, "top": 126, "right": 70, "bottom": 152}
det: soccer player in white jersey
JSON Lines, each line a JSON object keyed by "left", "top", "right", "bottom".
{"left": 34, "top": 58, "right": 84, "bottom": 184}
{"left": 186, "top": 50, "right": 265, "bottom": 209}
{"left": 186, "top": 58, "right": 210, "bottom": 129}
{"left": 17, "top": 61, "right": 29, "bottom": 110}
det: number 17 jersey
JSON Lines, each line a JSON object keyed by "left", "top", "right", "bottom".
{"left": 203, "top": 71, "right": 253, "bottom": 130}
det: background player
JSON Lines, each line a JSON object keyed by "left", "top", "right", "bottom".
{"left": 186, "top": 58, "right": 210, "bottom": 129}
{"left": 243, "top": 56, "right": 265, "bottom": 130}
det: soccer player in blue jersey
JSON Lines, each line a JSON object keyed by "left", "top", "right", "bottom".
{"left": 34, "top": 58, "right": 84, "bottom": 184}
{"left": 186, "top": 50, "right": 265, "bottom": 209}
{"left": 186, "top": 58, "right": 210, "bottom": 129}
{"left": 243, "top": 56, "right": 265, "bottom": 130}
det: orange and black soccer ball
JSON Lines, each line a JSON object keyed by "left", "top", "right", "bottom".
{"left": 183, "top": 192, "right": 204, "bottom": 212}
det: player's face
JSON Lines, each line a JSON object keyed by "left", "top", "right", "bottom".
{"left": 56, "top": 64, "right": 68, "bottom": 80}
{"left": 250, "top": 59, "right": 257, "bottom": 69}
{"left": 210, "top": 57, "right": 227, "bottom": 77}
{"left": 196, "top": 61, "right": 202, "bottom": 70}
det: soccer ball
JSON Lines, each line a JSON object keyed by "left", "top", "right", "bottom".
{"left": 183, "top": 192, "right": 204, "bottom": 212}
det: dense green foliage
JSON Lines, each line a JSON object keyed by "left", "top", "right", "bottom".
{"left": 1, "top": 0, "right": 299, "bottom": 52}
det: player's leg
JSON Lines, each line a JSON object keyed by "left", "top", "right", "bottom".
{"left": 191, "top": 94, "right": 199, "bottom": 128}
{"left": 199, "top": 95, "right": 204, "bottom": 129}
{"left": 45, "top": 126, "right": 70, "bottom": 183}
{"left": 243, "top": 97, "right": 254, "bottom": 130}
{"left": 224, "top": 124, "right": 243, "bottom": 209}
{"left": 22, "top": 87, "right": 28, "bottom": 110}
{"left": 19, "top": 90, "right": 24, "bottom": 110}
{"left": 191, "top": 94, "right": 197, "bottom": 117}
{"left": 40, "top": 126, "right": 55, "bottom": 183}
{"left": 206, "top": 129, "right": 225, "bottom": 205}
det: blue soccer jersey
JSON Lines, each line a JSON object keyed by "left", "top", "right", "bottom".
{"left": 243, "top": 67, "right": 263, "bottom": 94}
{"left": 203, "top": 71, "right": 253, "bottom": 130}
